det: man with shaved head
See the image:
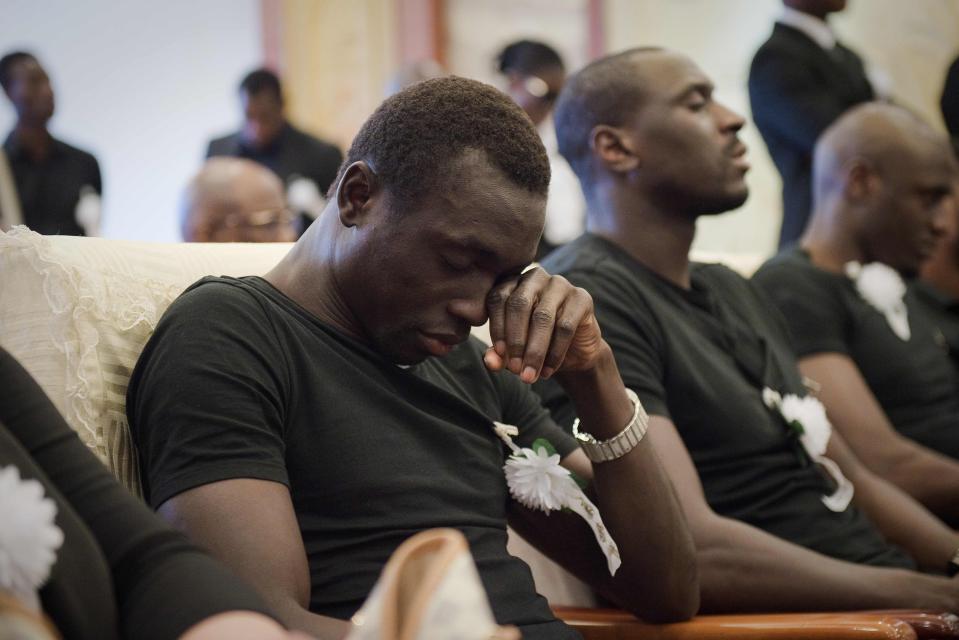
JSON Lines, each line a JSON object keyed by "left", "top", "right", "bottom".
{"left": 181, "top": 157, "right": 295, "bottom": 243}
{"left": 534, "top": 48, "right": 959, "bottom": 614}
{"left": 754, "top": 103, "right": 959, "bottom": 526}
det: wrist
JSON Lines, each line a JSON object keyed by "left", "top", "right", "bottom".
{"left": 553, "top": 341, "right": 617, "bottom": 390}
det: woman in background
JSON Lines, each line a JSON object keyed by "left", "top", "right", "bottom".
{"left": 496, "top": 39, "right": 586, "bottom": 259}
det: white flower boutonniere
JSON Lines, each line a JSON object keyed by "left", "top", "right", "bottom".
{"left": 494, "top": 422, "right": 621, "bottom": 576}
{"left": 845, "top": 261, "right": 910, "bottom": 341}
{"left": 762, "top": 390, "right": 854, "bottom": 512}
{"left": 0, "top": 466, "right": 64, "bottom": 610}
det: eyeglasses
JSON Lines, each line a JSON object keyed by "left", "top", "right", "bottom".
{"left": 222, "top": 207, "right": 295, "bottom": 230}
{"left": 523, "top": 75, "right": 559, "bottom": 103}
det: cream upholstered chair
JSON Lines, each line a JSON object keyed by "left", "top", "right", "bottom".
{"left": 0, "top": 227, "right": 292, "bottom": 493}
{"left": 1, "top": 228, "right": 955, "bottom": 639}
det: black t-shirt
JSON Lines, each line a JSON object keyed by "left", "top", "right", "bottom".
{"left": 753, "top": 248, "right": 959, "bottom": 460}
{"left": 127, "top": 276, "right": 581, "bottom": 639}
{"left": 0, "top": 346, "right": 275, "bottom": 640}
{"left": 534, "top": 234, "right": 913, "bottom": 569}
{"left": 911, "top": 280, "right": 959, "bottom": 377}
{"left": 3, "top": 133, "right": 102, "bottom": 236}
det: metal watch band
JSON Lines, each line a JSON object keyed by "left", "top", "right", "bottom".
{"left": 948, "top": 547, "right": 959, "bottom": 577}
{"left": 572, "top": 388, "right": 649, "bottom": 463}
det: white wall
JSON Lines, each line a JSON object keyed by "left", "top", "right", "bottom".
{"left": 0, "top": 0, "right": 262, "bottom": 241}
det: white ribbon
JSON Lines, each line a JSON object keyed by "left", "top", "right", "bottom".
{"left": 495, "top": 422, "right": 621, "bottom": 575}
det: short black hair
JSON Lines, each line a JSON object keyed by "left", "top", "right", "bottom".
{"left": 239, "top": 68, "right": 282, "bottom": 101}
{"left": 554, "top": 47, "right": 660, "bottom": 191}
{"left": 497, "top": 40, "right": 564, "bottom": 76}
{"left": 0, "top": 51, "right": 37, "bottom": 92}
{"left": 339, "top": 75, "right": 550, "bottom": 208}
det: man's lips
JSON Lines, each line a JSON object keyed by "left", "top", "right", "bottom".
{"left": 728, "top": 141, "right": 750, "bottom": 172}
{"left": 419, "top": 331, "right": 467, "bottom": 357}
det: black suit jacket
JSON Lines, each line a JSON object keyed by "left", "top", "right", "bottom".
{"left": 206, "top": 122, "right": 343, "bottom": 198}
{"left": 749, "top": 23, "right": 874, "bottom": 248}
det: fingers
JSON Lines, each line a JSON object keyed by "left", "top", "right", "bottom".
{"left": 486, "top": 276, "right": 521, "bottom": 358}
{"left": 484, "top": 267, "right": 593, "bottom": 383}
{"left": 519, "top": 279, "right": 592, "bottom": 383}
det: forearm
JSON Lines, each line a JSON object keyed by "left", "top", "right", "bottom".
{"left": 555, "top": 346, "right": 699, "bottom": 621}
{"left": 877, "top": 442, "right": 959, "bottom": 527}
{"left": 696, "top": 514, "right": 957, "bottom": 613}
{"left": 270, "top": 599, "right": 351, "bottom": 640}
{"left": 848, "top": 466, "right": 959, "bottom": 571}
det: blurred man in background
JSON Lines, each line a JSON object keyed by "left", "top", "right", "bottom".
{"left": 0, "top": 51, "right": 101, "bottom": 235}
{"left": 181, "top": 157, "right": 294, "bottom": 243}
{"left": 206, "top": 68, "right": 342, "bottom": 235}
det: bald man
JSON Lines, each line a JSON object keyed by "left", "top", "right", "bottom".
{"left": 753, "top": 103, "right": 959, "bottom": 526}
{"left": 181, "top": 157, "right": 295, "bottom": 243}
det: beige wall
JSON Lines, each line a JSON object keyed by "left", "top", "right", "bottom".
{"left": 277, "top": 0, "right": 397, "bottom": 151}
{"left": 605, "top": 0, "right": 959, "bottom": 258}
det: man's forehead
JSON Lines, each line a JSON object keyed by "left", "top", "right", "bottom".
{"left": 628, "top": 51, "right": 711, "bottom": 102}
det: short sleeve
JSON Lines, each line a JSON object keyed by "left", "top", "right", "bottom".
{"left": 491, "top": 369, "right": 578, "bottom": 459}
{"left": 752, "top": 260, "right": 851, "bottom": 357}
{"left": 533, "top": 266, "right": 670, "bottom": 429}
{"left": 128, "top": 279, "right": 292, "bottom": 508}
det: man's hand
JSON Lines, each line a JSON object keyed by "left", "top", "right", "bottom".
{"left": 483, "top": 267, "right": 605, "bottom": 383}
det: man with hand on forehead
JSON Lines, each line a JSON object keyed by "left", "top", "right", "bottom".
{"left": 128, "top": 76, "right": 697, "bottom": 640}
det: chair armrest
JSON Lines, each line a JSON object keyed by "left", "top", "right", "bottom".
{"left": 552, "top": 607, "right": 919, "bottom": 640}
{"left": 857, "top": 610, "right": 959, "bottom": 639}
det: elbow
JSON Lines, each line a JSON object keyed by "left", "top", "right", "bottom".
{"left": 652, "top": 561, "right": 700, "bottom": 622}
{"left": 619, "top": 556, "right": 700, "bottom": 623}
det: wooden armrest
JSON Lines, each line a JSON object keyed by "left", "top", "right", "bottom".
{"left": 855, "top": 610, "right": 959, "bottom": 639}
{"left": 553, "top": 607, "right": 919, "bottom": 640}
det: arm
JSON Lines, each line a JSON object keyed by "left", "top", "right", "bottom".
{"left": 821, "top": 425, "right": 959, "bottom": 571}
{"left": 159, "top": 479, "right": 352, "bottom": 640}
{"left": 485, "top": 268, "right": 699, "bottom": 622}
{"left": 801, "top": 352, "right": 959, "bottom": 525}
{"left": 644, "top": 412, "right": 959, "bottom": 613}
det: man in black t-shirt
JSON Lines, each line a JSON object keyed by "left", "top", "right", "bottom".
{"left": 129, "top": 77, "right": 698, "bottom": 639}
{"left": 534, "top": 47, "right": 959, "bottom": 613}
{"left": 753, "top": 104, "right": 959, "bottom": 526}
{"left": 0, "top": 51, "right": 102, "bottom": 235}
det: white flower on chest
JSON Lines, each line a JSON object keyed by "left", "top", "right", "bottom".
{"left": 845, "top": 261, "right": 910, "bottom": 341}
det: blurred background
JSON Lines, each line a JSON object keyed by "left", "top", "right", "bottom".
{"left": 2, "top": 0, "right": 957, "bottom": 256}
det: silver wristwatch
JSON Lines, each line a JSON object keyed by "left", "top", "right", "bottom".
{"left": 572, "top": 388, "right": 649, "bottom": 463}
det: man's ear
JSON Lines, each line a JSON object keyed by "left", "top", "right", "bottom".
{"left": 335, "top": 161, "right": 378, "bottom": 228}
{"left": 844, "top": 158, "right": 880, "bottom": 202}
{"left": 590, "top": 125, "right": 640, "bottom": 173}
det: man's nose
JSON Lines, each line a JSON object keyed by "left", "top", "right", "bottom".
{"left": 448, "top": 296, "right": 489, "bottom": 327}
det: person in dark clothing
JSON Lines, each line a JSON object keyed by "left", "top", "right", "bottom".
{"left": 941, "top": 54, "right": 959, "bottom": 153}
{"left": 749, "top": 0, "right": 874, "bottom": 248}
{"left": 535, "top": 47, "right": 959, "bottom": 614}
{"left": 0, "top": 346, "right": 302, "bottom": 640}
{"left": 0, "top": 51, "right": 102, "bottom": 236}
{"left": 753, "top": 103, "right": 959, "bottom": 526}
{"left": 130, "top": 75, "right": 700, "bottom": 640}
{"left": 206, "top": 68, "right": 343, "bottom": 234}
